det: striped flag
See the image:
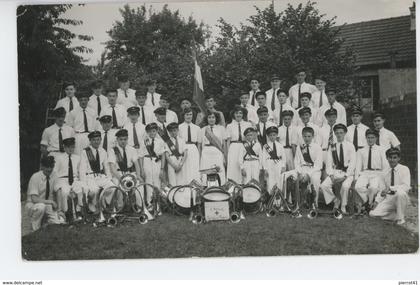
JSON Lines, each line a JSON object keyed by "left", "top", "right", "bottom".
{"left": 192, "top": 49, "right": 206, "bottom": 113}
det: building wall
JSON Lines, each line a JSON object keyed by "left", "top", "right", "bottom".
{"left": 378, "top": 68, "right": 416, "bottom": 103}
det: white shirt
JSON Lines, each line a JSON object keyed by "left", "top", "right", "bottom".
{"left": 138, "top": 136, "right": 166, "bottom": 158}
{"left": 145, "top": 92, "right": 161, "bottom": 109}
{"left": 382, "top": 164, "right": 411, "bottom": 193}
{"left": 248, "top": 89, "right": 261, "bottom": 107}
{"left": 26, "top": 171, "right": 57, "bottom": 202}
{"left": 265, "top": 88, "right": 291, "bottom": 111}
{"left": 100, "top": 128, "right": 117, "bottom": 154}
{"left": 117, "top": 88, "right": 136, "bottom": 109}
{"left": 55, "top": 96, "right": 79, "bottom": 114}
{"left": 133, "top": 104, "right": 155, "bottom": 125}
{"left": 54, "top": 152, "right": 81, "bottom": 179}
{"left": 162, "top": 109, "right": 179, "bottom": 124}
{"left": 40, "top": 123, "right": 75, "bottom": 152}
{"left": 240, "top": 104, "right": 259, "bottom": 125}
{"left": 261, "top": 140, "right": 285, "bottom": 169}
{"left": 108, "top": 144, "right": 138, "bottom": 171}
{"left": 288, "top": 82, "right": 317, "bottom": 109}
{"left": 273, "top": 103, "right": 299, "bottom": 126}
{"left": 295, "top": 122, "right": 321, "bottom": 146}
{"left": 79, "top": 146, "right": 110, "bottom": 180}
{"left": 317, "top": 101, "right": 347, "bottom": 127}
{"left": 179, "top": 122, "right": 202, "bottom": 144}
{"left": 278, "top": 125, "right": 299, "bottom": 147}
{"left": 255, "top": 104, "right": 275, "bottom": 122}
{"left": 355, "top": 144, "right": 388, "bottom": 177}
{"left": 99, "top": 104, "right": 127, "bottom": 129}
{"left": 238, "top": 141, "right": 262, "bottom": 169}
{"left": 296, "top": 106, "right": 318, "bottom": 126}
{"left": 346, "top": 123, "right": 369, "bottom": 150}
{"left": 88, "top": 94, "right": 109, "bottom": 118}
{"left": 255, "top": 121, "right": 276, "bottom": 143}
{"left": 325, "top": 141, "right": 356, "bottom": 176}
{"left": 123, "top": 121, "right": 146, "bottom": 148}
{"left": 311, "top": 89, "right": 328, "bottom": 109}
{"left": 226, "top": 120, "right": 253, "bottom": 141}
{"left": 294, "top": 142, "right": 323, "bottom": 172}
{"left": 377, "top": 127, "right": 401, "bottom": 149}
{"left": 66, "top": 107, "right": 97, "bottom": 133}
{"left": 319, "top": 123, "right": 338, "bottom": 150}
{"left": 200, "top": 125, "right": 227, "bottom": 146}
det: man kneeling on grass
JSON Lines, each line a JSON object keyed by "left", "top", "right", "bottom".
{"left": 25, "top": 156, "right": 65, "bottom": 231}
{"left": 370, "top": 147, "right": 411, "bottom": 225}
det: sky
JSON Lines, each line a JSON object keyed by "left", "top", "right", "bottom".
{"left": 61, "top": 0, "right": 415, "bottom": 65}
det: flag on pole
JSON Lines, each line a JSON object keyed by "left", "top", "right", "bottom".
{"left": 192, "top": 48, "right": 206, "bottom": 113}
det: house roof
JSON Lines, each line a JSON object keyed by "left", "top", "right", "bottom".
{"left": 338, "top": 15, "right": 416, "bottom": 67}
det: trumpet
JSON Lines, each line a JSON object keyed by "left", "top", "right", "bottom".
{"left": 307, "top": 184, "right": 318, "bottom": 219}
{"left": 230, "top": 185, "right": 243, "bottom": 223}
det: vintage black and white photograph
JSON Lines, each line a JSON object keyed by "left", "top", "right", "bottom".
{"left": 18, "top": 0, "right": 419, "bottom": 261}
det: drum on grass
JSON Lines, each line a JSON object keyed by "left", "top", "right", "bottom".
{"left": 169, "top": 185, "right": 198, "bottom": 216}
{"left": 202, "top": 187, "right": 231, "bottom": 221}
{"left": 202, "top": 187, "right": 231, "bottom": 202}
{"left": 241, "top": 184, "right": 262, "bottom": 213}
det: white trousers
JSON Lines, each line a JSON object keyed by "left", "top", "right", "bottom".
{"left": 167, "top": 155, "right": 188, "bottom": 187}
{"left": 355, "top": 171, "right": 383, "bottom": 204}
{"left": 370, "top": 190, "right": 410, "bottom": 221}
{"left": 54, "top": 178, "right": 84, "bottom": 212}
{"left": 283, "top": 148, "right": 294, "bottom": 171}
{"left": 25, "top": 202, "right": 61, "bottom": 231}
{"left": 143, "top": 158, "right": 161, "bottom": 204}
{"left": 265, "top": 159, "right": 284, "bottom": 195}
{"left": 82, "top": 174, "right": 115, "bottom": 212}
{"left": 241, "top": 159, "right": 260, "bottom": 184}
{"left": 320, "top": 172, "right": 353, "bottom": 206}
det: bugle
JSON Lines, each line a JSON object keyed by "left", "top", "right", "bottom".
{"left": 230, "top": 184, "right": 243, "bottom": 223}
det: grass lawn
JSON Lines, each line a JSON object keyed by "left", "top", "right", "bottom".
{"left": 22, "top": 212, "right": 419, "bottom": 260}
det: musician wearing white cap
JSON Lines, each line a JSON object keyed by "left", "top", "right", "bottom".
{"left": 25, "top": 156, "right": 64, "bottom": 231}
{"left": 79, "top": 131, "right": 114, "bottom": 213}
{"left": 354, "top": 129, "right": 388, "bottom": 211}
{"left": 320, "top": 124, "right": 356, "bottom": 216}
{"left": 370, "top": 147, "right": 411, "bottom": 225}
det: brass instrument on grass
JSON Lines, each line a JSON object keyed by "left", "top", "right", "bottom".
{"left": 265, "top": 185, "right": 279, "bottom": 217}
{"left": 229, "top": 184, "right": 243, "bottom": 223}
{"left": 120, "top": 173, "right": 137, "bottom": 192}
{"left": 307, "top": 184, "right": 318, "bottom": 219}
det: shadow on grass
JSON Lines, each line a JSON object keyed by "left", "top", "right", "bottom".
{"left": 22, "top": 214, "right": 419, "bottom": 260}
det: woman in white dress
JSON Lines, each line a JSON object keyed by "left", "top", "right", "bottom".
{"left": 226, "top": 106, "right": 252, "bottom": 183}
{"left": 199, "top": 111, "right": 227, "bottom": 185}
{"left": 178, "top": 108, "right": 201, "bottom": 184}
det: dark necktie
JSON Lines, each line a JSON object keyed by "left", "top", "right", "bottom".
{"left": 95, "top": 149, "right": 101, "bottom": 172}
{"left": 271, "top": 89, "right": 276, "bottom": 111}
{"left": 319, "top": 90, "right": 323, "bottom": 107}
{"left": 103, "top": 131, "right": 108, "bottom": 151}
{"left": 175, "top": 137, "right": 179, "bottom": 153}
{"left": 285, "top": 126, "right": 290, "bottom": 147}
{"left": 59, "top": 128, "right": 64, "bottom": 152}
{"left": 238, "top": 122, "right": 242, "bottom": 141}
{"left": 329, "top": 125, "right": 334, "bottom": 147}
{"left": 163, "top": 123, "right": 168, "bottom": 137}
{"left": 297, "top": 84, "right": 302, "bottom": 108}
{"left": 69, "top": 98, "right": 73, "bottom": 111}
{"left": 187, "top": 124, "right": 192, "bottom": 143}
{"left": 251, "top": 91, "right": 256, "bottom": 106}
{"left": 262, "top": 122, "right": 266, "bottom": 140}
{"left": 133, "top": 123, "right": 139, "bottom": 148}
{"left": 45, "top": 176, "right": 50, "bottom": 200}
{"left": 391, "top": 168, "right": 395, "bottom": 186}
{"left": 339, "top": 143, "right": 344, "bottom": 166}
{"left": 83, "top": 109, "right": 89, "bottom": 132}
{"left": 279, "top": 104, "right": 283, "bottom": 126}
{"left": 141, "top": 106, "right": 146, "bottom": 125}
{"left": 151, "top": 93, "right": 155, "bottom": 106}
{"left": 123, "top": 147, "right": 128, "bottom": 171}
{"left": 272, "top": 141, "right": 277, "bottom": 158}
{"left": 97, "top": 96, "right": 101, "bottom": 116}
{"left": 112, "top": 107, "right": 118, "bottom": 128}
{"left": 376, "top": 130, "right": 380, "bottom": 146}
{"left": 124, "top": 90, "right": 128, "bottom": 98}
{"left": 353, "top": 125, "right": 358, "bottom": 150}
{"left": 367, "top": 146, "right": 372, "bottom": 170}
{"left": 210, "top": 126, "right": 214, "bottom": 133}
{"left": 151, "top": 138, "right": 155, "bottom": 151}
{"left": 68, "top": 154, "right": 74, "bottom": 185}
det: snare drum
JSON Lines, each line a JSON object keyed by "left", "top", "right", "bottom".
{"left": 169, "top": 186, "right": 198, "bottom": 215}
{"left": 202, "top": 187, "right": 231, "bottom": 221}
{"left": 241, "top": 184, "right": 262, "bottom": 213}
{"left": 202, "top": 187, "right": 231, "bottom": 202}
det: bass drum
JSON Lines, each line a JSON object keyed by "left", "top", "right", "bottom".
{"left": 202, "top": 187, "right": 231, "bottom": 202}
{"left": 170, "top": 185, "right": 198, "bottom": 216}
{"left": 241, "top": 184, "right": 262, "bottom": 213}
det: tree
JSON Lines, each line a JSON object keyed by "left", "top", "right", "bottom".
{"left": 17, "top": 4, "right": 93, "bottom": 193}
{"left": 202, "top": 2, "right": 356, "bottom": 117}
{"left": 103, "top": 4, "right": 210, "bottom": 111}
